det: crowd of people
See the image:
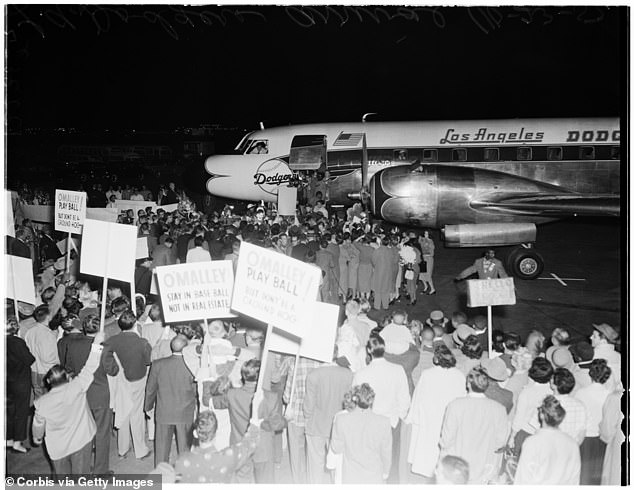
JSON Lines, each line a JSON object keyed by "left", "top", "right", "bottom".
{"left": 5, "top": 180, "right": 624, "bottom": 485}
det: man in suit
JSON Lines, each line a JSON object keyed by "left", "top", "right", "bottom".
{"left": 145, "top": 334, "right": 196, "bottom": 467}
{"left": 59, "top": 314, "right": 112, "bottom": 475}
{"left": 39, "top": 224, "right": 62, "bottom": 263}
{"left": 103, "top": 296, "right": 131, "bottom": 341}
{"left": 151, "top": 237, "right": 176, "bottom": 268}
{"left": 226, "top": 358, "right": 285, "bottom": 483}
{"left": 9, "top": 226, "right": 32, "bottom": 259}
{"left": 455, "top": 249, "right": 508, "bottom": 280}
{"left": 303, "top": 353, "right": 354, "bottom": 483}
{"left": 102, "top": 310, "right": 151, "bottom": 460}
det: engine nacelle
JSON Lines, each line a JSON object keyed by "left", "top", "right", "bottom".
{"left": 370, "top": 163, "right": 562, "bottom": 228}
{"left": 442, "top": 223, "right": 537, "bottom": 247}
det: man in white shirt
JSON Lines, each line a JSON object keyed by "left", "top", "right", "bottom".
{"left": 129, "top": 188, "right": 145, "bottom": 201}
{"left": 380, "top": 310, "right": 413, "bottom": 355}
{"left": 186, "top": 236, "right": 212, "bottom": 263}
{"left": 354, "top": 334, "right": 410, "bottom": 482}
{"left": 24, "top": 305, "right": 59, "bottom": 400}
{"left": 514, "top": 395, "right": 581, "bottom": 485}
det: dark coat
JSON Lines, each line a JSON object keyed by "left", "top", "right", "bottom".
{"left": 144, "top": 354, "right": 197, "bottom": 424}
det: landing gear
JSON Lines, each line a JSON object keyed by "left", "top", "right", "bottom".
{"left": 506, "top": 245, "right": 544, "bottom": 280}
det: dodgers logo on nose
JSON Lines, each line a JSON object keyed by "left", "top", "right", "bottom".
{"left": 253, "top": 159, "right": 295, "bottom": 196}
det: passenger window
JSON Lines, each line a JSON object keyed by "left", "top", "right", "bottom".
{"left": 579, "top": 146, "right": 595, "bottom": 160}
{"left": 547, "top": 147, "right": 563, "bottom": 160}
{"left": 484, "top": 148, "right": 499, "bottom": 161}
{"left": 452, "top": 148, "right": 467, "bottom": 161}
{"left": 517, "top": 147, "right": 533, "bottom": 161}
{"left": 248, "top": 140, "right": 269, "bottom": 154}
{"left": 394, "top": 149, "right": 408, "bottom": 161}
{"left": 423, "top": 149, "right": 438, "bottom": 161}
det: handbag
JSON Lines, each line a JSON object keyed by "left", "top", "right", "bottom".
{"left": 420, "top": 259, "right": 427, "bottom": 273}
{"left": 404, "top": 269, "right": 415, "bottom": 280}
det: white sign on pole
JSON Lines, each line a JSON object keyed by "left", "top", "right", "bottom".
{"left": 268, "top": 302, "right": 339, "bottom": 363}
{"left": 55, "top": 190, "right": 87, "bottom": 234}
{"left": 278, "top": 186, "right": 297, "bottom": 216}
{"left": 80, "top": 219, "right": 137, "bottom": 282}
{"left": 156, "top": 261, "right": 235, "bottom": 323}
{"left": 467, "top": 278, "right": 516, "bottom": 307}
{"left": 6, "top": 191, "right": 15, "bottom": 237}
{"left": 231, "top": 242, "right": 321, "bottom": 337}
{"left": 136, "top": 237, "right": 150, "bottom": 259}
{"left": 86, "top": 207, "right": 119, "bottom": 223}
{"left": 6, "top": 255, "right": 36, "bottom": 304}
{"left": 158, "top": 203, "right": 179, "bottom": 213}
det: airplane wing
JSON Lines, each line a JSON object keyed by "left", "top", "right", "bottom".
{"left": 471, "top": 194, "right": 620, "bottom": 217}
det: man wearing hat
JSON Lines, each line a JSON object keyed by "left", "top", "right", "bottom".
{"left": 39, "top": 224, "right": 62, "bottom": 265}
{"left": 426, "top": 310, "right": 449, "bottom": 347}
{"left": 590, "top": 323, "right": 621, "bottom": 390}
{"left": 455, "top": 249, "right": 508, "bottom": 281}
{"left": 480, "top": 357, "right": 513, "bottom": 414}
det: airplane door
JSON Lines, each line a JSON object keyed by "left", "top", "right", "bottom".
{"left": 288, "top": 135, "right": 327, "bottom": 171}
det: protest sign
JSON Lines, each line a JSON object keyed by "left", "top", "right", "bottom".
{"left": 268, "top": 302, "right": 339, "bottom": 363}
{"left": 467, "top": 278, "right": 516, "bottom": 307}
{"left": 54, "top": 189, "right": 86, "bottom": 234}
{"left": 80, "top": 219, "right": 137, "bottom": 282}
{"left": 86, "top": 207, "right": 119, "bottom": 222}
{"left": 115, "top": 199, "right": 157, "bottom": 216}
{"left": 6, "top": 255, "right": 36, "bottom": 305}
{"left": 156, "top": 261, "right": 235, "bottom": 323}
{"left": 278, "top": 186, "right": 297, "bottom": 216}
{"left": 136, "top": 237, "right": 150, "bottom": 259}
{"left": 231, "top": 242, "right": 321, "bottom": 337}
{"left": 6, "top": 191, "right": 15, "bottom": 237}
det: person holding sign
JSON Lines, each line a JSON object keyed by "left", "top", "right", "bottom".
{"left": 455, "top": 249, "right": 508, "bottom": 281}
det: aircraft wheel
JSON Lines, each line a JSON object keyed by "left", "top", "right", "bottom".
{"left": 507, "top": 247, "right": 544, "bottom": 280}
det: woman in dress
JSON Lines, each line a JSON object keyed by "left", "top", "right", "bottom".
{"left": 418, "top": 230, "right": 436, "bottom": 295}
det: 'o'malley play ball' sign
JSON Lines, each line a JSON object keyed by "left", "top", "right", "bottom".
{"left": 467, "top": 278, "right": 516, "bottom": 308}
{"left": 232, "top": 241, "right": 321, "bottom": 337}
{"left": 156, "top": 261, "right": 235, "bottom": 323}
{"left": 55, "top": 189, "right": 86, "bottom": 233}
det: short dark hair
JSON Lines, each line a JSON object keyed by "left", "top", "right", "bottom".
{"left": 33, "top": 305, "right": 50, "bottom": 323}
{"left": 467, "top": 366, "right": 490, "bottom": 393}
{"left": 433, "top": 344, "right": 457, "bottom": 368}
{"left": 63, "top": 298, "right": 82, "bottom": 315}
{"left": 111, "top": 296, "right": 131, "bottom": 316}
{"left": 41, "top": 287, "right": 56, "bottom": 304}
{"left": 588, "top": 359, "right": 612, "bottom": 384}
{"left": 366, "top": 334, "right": 385, "bottom": 359}
{"left": 44, "top": 365, "right": 69, "bottom": 390}
{"left": 195, "top": 410, "right": 218, "bottom": 444}
{"left": 82, "top": 314, "right": 101, "bottom": 335}
{"left": 529, "top": 357, "right": 554, "bottom": 384}
{"left": 241, "top": 358, "right": 261, "bottom": 383}
{"left": 118, "top": 310, "right": 137, "bottom": 331}
{"left": 461, "top": 335, "right": 483, "bottom": 360}
{"left": 343, "top": 383, "right": 375, "bottom": 410}
{"left": 552, "top": 368, "right": 576, "bottom": 395}
{"left": 194, "top": 236, "right": 204, "bottom": 247}
{"left": 538, "top": 395, "right": 566, "bottom": 428}
{"left": 503, "top": 332, "right": 522, "bottom": 351}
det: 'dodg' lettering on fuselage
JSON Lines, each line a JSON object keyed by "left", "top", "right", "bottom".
{"left": 439, "top": 127, "right": 545, "bottom": 144}
{"left": 566, "top": 130, "right": 619, "bottom": 142}
{"left": 253, "top": 172, "right": 293, "bottom": 186}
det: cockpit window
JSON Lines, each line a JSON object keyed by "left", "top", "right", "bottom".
{"left": 247, "top": 140, "right": 269, "bottom": 154}
{"left": 235, "top": 132, "right": 255, "bottom": 153}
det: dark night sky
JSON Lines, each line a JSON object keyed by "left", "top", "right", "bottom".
{"left": 6, "top": 5, "right": 626, "bottom": 131}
